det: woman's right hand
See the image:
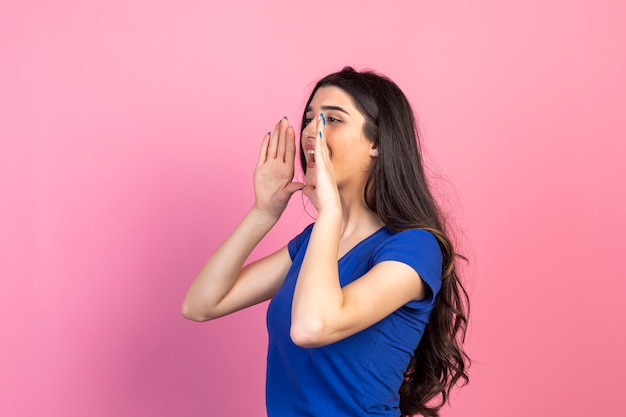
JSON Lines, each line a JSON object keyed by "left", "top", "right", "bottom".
{"left": 253, "top": 117, "right": 304, "bottom": 219}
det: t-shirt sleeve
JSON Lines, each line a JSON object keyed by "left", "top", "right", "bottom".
{"left": 372, "top": 229, "right": 443, "bottom": 309}
{"left": 287, "top": 223, "right": 315, "bottom": 260}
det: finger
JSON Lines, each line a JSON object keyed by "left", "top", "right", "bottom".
{"left": 277, "top": 117, "right": 288, "bottom": 162}
{"left": 283, "top": 181, "right": 305, "bottom": 195}
{"left": 257, "top": 131, "right": 271, "bottom": 167}
{"left": 284, "top": 126, "right": 296, "bottom": 166}
{"left": 268, "top": 119, "right": 282, "bottom": 159}
{"left": 315, "top": 113, "right": 330, "bottom": 166}
{"left": 301, "top": 184, "right": 317, "bottom": 204}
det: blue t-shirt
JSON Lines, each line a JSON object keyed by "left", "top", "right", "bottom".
{"left": 266, "top": 224, "right": 443, "bottom": 417}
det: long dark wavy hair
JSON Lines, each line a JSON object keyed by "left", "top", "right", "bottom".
{"left": 299, "top": 67, "right": 470, "bottom": 417}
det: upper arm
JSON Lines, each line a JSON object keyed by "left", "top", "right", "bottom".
{"left": 210, "top": 245, "right": 292, "bottom": 319}
{"left": 295, "top": 260, "right": 427, "bottom": 347}
{"left": 290, "top": 228, "right": 443, "bottom": 347}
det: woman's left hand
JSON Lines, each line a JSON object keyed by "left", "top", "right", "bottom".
{"left": 302, "top": 114, "right": 342, "bottom": 216}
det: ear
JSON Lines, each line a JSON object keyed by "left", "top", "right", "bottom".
{"left": 370, "top": 145, "right": 379, "bottom": 157}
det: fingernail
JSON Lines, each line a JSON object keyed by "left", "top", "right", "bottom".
{"left": 283, "top": 116, "right": 288, "bottom": 120}
{"left": 319, "top": 131, "right": 322, "bottom": 139}
{"left": 320, "top": 113, "right": 326, "bottom": 126}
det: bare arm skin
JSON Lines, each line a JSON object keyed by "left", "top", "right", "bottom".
{"left": 291, "top": 114, "right": 427, "bottom": 347}
{"left": 182, "top": 118, "right": 303, "bottom": 321}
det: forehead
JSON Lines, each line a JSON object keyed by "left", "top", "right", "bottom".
{"left": 308, "top": 86, "right": 357, "bottom": 110}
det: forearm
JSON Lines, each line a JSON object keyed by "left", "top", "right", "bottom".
{"left": 182, "top": 207, "right": 279, "bottom": 320}
{"left": 291, "top": 209, "right": 343, "bottom": 343}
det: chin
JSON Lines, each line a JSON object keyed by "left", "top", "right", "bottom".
{"left": 304, "top": 172, "right": 316, "bottom": 186}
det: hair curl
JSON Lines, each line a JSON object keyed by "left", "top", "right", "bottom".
{"left": 300, "top": 67, "right": 470, "bottom": 416}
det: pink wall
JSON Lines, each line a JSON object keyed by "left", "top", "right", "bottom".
{"left": 1, "top": 1, "right": 625, "bottom": 416}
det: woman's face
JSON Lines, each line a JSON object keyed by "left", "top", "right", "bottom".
{"left": 301, "top": 86, "right": 376, "bottom": 189}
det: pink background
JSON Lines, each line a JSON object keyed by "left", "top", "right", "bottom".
{"left": 1, "top": 1, "right": 625, "bottom": 416}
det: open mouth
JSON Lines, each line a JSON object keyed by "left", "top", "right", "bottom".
{"left": 306, "top": 149, "right": 315, "bottom": 165}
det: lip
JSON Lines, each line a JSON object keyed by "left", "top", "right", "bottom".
{"left": 303, "top": 142, "right": 316, "bottom": 168}
{"left": 305, "top": 148, "right": 316, "bottom": 168}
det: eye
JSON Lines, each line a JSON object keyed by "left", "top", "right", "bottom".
{"left": 327, "top": 116, "right": 341, "bottom": 123}
{"left": 303, "top": 117, "right": 313, "bottom": 126}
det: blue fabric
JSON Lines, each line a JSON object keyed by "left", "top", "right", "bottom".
{"left": 266, "top": 224, "right": 443, "bottom": 417}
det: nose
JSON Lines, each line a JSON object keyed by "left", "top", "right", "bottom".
{"left": 301, "top": 117, "right": 317, "bottom": 141}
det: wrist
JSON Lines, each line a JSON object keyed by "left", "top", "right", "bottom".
{"left": 315, "top": 207, "right": 342, "bottom": 229}
{"left": 316, "top": 203, "right": 342, "bottom": 220}
{"left": 248, "top": 206, "right": 281, "bottom": 228}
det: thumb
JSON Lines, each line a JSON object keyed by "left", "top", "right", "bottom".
{"left": 283, "top": 182, "right": 305, "bottom": 196}
{"left": 300, "top": 184, "right": 316, "bottom": 203}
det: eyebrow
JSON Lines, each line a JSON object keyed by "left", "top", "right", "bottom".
{"left": 305, "top": 105, "right": 351, "bottom": 116}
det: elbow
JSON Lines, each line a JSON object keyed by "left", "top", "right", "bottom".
{"left": 290, "top": 317, "right": 328, "bottom": 348}
{"left": 181, "top": 300, "right": 213, "bottom": 322}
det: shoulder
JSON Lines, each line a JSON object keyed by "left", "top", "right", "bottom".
{"left": 287, "top": 223, "right": 315, "bottom": 260}
{"left": 373, "top": 228, "right": 442, "bottom": 261}
{"left": 372, "top": 228, "right": 443, "bottom": 299}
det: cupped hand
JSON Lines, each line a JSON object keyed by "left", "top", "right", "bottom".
{"left": 302, "top": 114, "right": 342, "bottom": 215}
{"left": 253, "top": 117, "right": 304, "bottom": 219}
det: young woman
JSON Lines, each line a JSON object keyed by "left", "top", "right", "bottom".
{"left": 182, "top": 67, "right": 470, "bottom": 417}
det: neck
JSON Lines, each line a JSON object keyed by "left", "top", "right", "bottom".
{"left": 336, "top": 183, "right": 384, "bottom": 238}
